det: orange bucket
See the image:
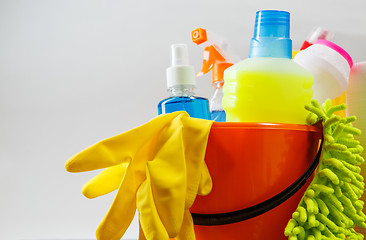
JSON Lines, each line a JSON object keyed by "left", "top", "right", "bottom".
{"left": 190, "top": 122, "right": 323, "bottom": 240}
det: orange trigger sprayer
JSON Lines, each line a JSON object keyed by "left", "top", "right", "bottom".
{"left": 191, "top": 28, "right": 239, "bottom": 122}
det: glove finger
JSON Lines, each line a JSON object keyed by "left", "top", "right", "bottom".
{"left": 65, "top": 112, "right": 185, "bottom": 173}
{"left": 197, "top": 162, "right": 212, "bottom": 197}
{"left": 139, "top": 214, "right": 177, "bottom": 240}
{"left": 182, "top": 116, "right": 213, "bottom": 207}
{"left": 96, "top": 164, "right": 138, "bottom": 240}
{"left": 146, "top": 116, "right": 187, "bottom": 237}
{"left": 82, "top": 163, "right": 128, "bottom": 199}
{"left": 97, "top": 136, "right": 156, "bottom": 240}
{"left": 137, "top": 169, "right": 170, "bottom": 240}
{"left": 175, "top": 209, "right": 196, "bottom": 240}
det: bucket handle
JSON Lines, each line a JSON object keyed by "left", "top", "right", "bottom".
{"left": 191, "top": 137, "right": 323, "bottom": 226}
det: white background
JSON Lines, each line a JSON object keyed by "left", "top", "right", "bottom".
{"left": 1, "top": 0, "right": 366, "bottom": 239}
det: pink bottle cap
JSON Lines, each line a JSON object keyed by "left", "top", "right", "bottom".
{"left": 315, "top": 39, "right": 353, "bottom": 68}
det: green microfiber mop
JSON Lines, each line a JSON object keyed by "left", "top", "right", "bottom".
{"left": 284, "top": 99, "right": 366, "bottom": 240}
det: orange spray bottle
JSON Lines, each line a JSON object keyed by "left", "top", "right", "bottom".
{"left": 191, "top": 28, "right": 239, "bottom": 122}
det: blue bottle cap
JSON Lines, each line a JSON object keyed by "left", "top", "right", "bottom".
{"left": 249, "top": 10, "right": 292, "bottom": 59}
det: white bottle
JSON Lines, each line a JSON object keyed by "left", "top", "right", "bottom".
{"left": 293, "top": 39, "right": 353, "bottom": 104}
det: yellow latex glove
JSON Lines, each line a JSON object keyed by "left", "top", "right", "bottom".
{"left": 65, "top": 112, "right": 214, "bottom": 240}
{"left": 81, "top": 163, "right": 128, "bottom": 199}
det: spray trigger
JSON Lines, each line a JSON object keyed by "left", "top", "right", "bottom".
{"left": 197, "top": 45, "right": 226, "bottom": 77}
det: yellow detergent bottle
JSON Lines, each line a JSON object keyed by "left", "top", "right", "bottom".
{"left": 222, "top": 10, "right": 313, "bottom": 124}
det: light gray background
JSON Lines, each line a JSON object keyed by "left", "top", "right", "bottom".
{"left": 1, "top": 0, "right": 366, "bottom": 239}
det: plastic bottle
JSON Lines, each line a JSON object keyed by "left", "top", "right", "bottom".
{"left": 222, "top": 10, "right": 313, "bottom": 124}
{"left": 300, "top": 27, "right": 335, "bottom": 50}
{"left": 209, "top": 62, "right": 233, "bottom": 122}
{"left": 158, "top": 44, "right": 210, "bottom": 119}
{"left": 347, "top": 62, "right": 366, "bottom": 149}
{"left": 191, "top": 28, "right": 239, "bottom": 122}
{"left": 293, "top": 27, "right": 346, "bottom": 116}
{"left": 293, "top": 39, "right": 353, "bottom": 105}
{"left": 293, "top": 27, "right": 335, "bottom": 58}
{"left": 346, "top": 62, "right": 366, "bottom": 236}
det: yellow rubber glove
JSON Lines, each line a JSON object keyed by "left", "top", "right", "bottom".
{"left": 65, "top": 112, "right": 214, "bottom": 240}
{"left": 82, "top": 163, "right": 128, "bottom": 199}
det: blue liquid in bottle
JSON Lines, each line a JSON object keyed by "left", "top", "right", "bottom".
{"left": 209, "top": 81, "right": 226, "bottom": 122}
{"left": 210, "top": 110, "right": 226, "bottom": 122}
{"left": 158, "top": 44, "right": 210, "bottom": 120}
{"left": 159, "top": 44, "right": 210, "bottom": 119}
{"left": 158, "top": 87, "right": 210, "bottom": 120}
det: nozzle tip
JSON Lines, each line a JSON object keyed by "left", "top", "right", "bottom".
{"left": 171, "top": 44, "right": 189, "bottom": 66}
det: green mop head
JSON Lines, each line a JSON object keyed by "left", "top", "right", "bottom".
{"left": 284, "top": 99, "right": 366, "bottom": 240}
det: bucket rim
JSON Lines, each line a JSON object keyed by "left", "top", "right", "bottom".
{"left": 212, "top": 122, "right": 322, "bottom": 132}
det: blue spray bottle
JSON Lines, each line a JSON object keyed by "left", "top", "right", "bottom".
{"left": 158, "top": 44, "right": 210, "bottom": 119}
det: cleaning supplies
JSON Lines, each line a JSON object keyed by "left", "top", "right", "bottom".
{"left": 293, "top": 28, "right": 348, "bottom": 117}
{"left": 285, "top": 99, "right": 366, "bottom": 239}
{"left": 293, "top": 39, "right": 353, "bottom": 105}
{"left": 222, "top": 10, "right": 313, "bottom": 124}
{"left": 347, "top": 61, "right": 366, "bottom": 236}
{"left": 191, "top": 27, "right": 238, "bottom": 122}
{"left": 346, "top": 62, "right": 366, "bottom": 154}
{"left": 293, "top": 27, "right": 334, "bottom": 59}
{"left": 158, "top": 44, "right": 210, "bottom": 119}
{"left": 65, "top": 112, "right": 214, "bottom": 240}
{"left": 207, "top": 62, "right": 232, "bottom": 122}
{"left": 300, "top": 27, "right": 335, "bottom": 51}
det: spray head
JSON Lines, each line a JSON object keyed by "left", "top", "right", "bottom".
{"left": 171, "top": 44, "right": 190, "bottom": 66}
{"left": 166, "top": 44, "right": 196, "bottom": 88}
{"left": 300, "top": 27, "right": 335, "bottom": 50}
{"left": 191, "top": 28, "right": 235, "bottom": 85}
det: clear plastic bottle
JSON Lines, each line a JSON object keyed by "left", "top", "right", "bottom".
{"left": 209, "top": 63, "right": 233, "bottom": 122}
{"left": 158, "top": 44, "right": 210, "bottom": 119}
{"left": 191, "top": 28, "right": 238, "bottom": 122}
{"left": 222, "top": 10, "right": 313, "bottom": 124}
{"left": 210, "top": 80, "right": 226, "bottom": 122}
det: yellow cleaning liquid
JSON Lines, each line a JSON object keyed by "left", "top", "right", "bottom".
{"left": 222, "top": 57, "right": 313, "bottom": 124}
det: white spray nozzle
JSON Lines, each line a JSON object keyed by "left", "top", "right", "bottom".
{"left": 166, "top": 44, "right": 196, "bottom": 88}
{"left": 171, "top": 44, "right": 190, "bottom": 66}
